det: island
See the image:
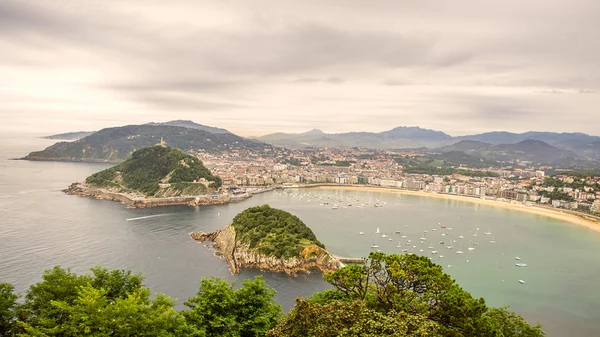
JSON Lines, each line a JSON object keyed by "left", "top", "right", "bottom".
{"left": 190, "top": 205, "right": 342, "bottom": 275}
{"left": 64, "top": 145, "right": 250, "bottom": 207}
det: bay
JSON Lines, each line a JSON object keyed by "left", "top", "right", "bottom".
{"left": 1, "top": 134, "right": 599, "bottom": 336}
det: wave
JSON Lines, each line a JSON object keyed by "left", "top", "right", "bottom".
{"left": 126, "top": 214, "right": 172, "bottom": 221}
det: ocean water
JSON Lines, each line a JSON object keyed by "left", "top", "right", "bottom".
{"left": 1, "top": 134, "right": 599, "bottom": 336}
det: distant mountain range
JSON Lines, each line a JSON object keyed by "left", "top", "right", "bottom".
{"left": 42, "top": 120, "right": 232, "bottom": 141}
{"left": 25, "top": 124, "right": 269, "bottom": 162}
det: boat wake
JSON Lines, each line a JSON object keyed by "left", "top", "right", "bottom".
{"left": 126, "top": 214, "right": 172, "bottom": 221}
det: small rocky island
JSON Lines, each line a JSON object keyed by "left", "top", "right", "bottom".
{"left": 191, "top": 205, "right": 342, "bottom": 276}
{"left": 65, "top": 145, "right": 249, "bottom": 207}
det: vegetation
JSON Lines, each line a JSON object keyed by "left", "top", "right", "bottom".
{"left": 25, "top": 124, "right": 270, "bottom": 162}
{"left": 0, "top": 255, "right": 543, "bottom": 337}
{"left": 85, "top": 146, "right": 221, "bottom": 196}
{"left": 1, "top": 266, "right": 280, "bottom": 337}
{"left": 403, "top": 166, "right": 500, "bottom": 177}
{"left": 273, "top": 252, "right": 545, "bottom": 337}
{"left": 184, "top": 277, "right": 282, "bottom": 337}
{"left": 395, "top": 152, "right": 499, "bottom": 172}
{"left": 231, "top": 205, "right": 324, "bottom": 259}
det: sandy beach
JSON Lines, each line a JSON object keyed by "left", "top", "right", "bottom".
{"left": 309, "top": 185, "right": 600, "bottom": 233}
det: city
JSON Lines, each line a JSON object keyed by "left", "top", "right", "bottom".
{"left": 197, "top": 147, "right": 600, "bottom": 215}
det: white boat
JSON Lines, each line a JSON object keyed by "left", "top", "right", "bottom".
{"left": 456, "top": 250, "right": 464, "bottom": 254}
{"left": 371, "top": 243, "right": 379, "bottom": 248}
{"left": 459, "top": 235, "right": 464, "bottom": 239}
{"left": 359, "top": 232, "right": 365, "bottom": 235}
{"left": 484, "top": 232, "right": 492, "bottom": 235}
{"left": 514, "top": 256, "right": 521, "bottom": 260}
{"left": 396, "top": 241, "right": 402, "bottom": 248}
{"left": 419, "top": 249, "right": 424, "bottom": 252}
{"left": 490, "top": 236, "right": 496, "bottom": 244}
{"left": 439, "top": 255, "right": 444, "bottom": 258}
{"left": 468, "top": 247, "right": 475, "bottom": 251}
{"left": 376, "top": 227, "right": 380, "bottom": 234}
{"left": 402, "top": 248, "right": 408, "bottom": 252}
{"left": 388, "top": 238, "right": 393, "bottom": 241}
{"left": 332, "top": 205, "right": 339, "bottom": 209}
{"left": 519, "top": 280, "right": 526, "bottom": 284}
{"left": 431, "top": 250, "right": 438, "bottom": 254}
{"left": 515, "top": 263, "right": 528, "bottom": 267}
{"left": 381, "top": 234, "right": 388, "bottom": 238}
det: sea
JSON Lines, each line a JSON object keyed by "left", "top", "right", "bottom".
{"left": 1, "top": 133, "right": 599, "bottom": 336}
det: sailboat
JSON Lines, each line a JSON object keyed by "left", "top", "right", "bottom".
{"left": 490, "top": 236, "right": 496, "bottom": 244}
{"left": 456, "top": 242, "right": 464, "bottom": 254}
{"left": 376, "top": 227, "right": 380, "bottom": 234}
{"left": 396, "top": 240, "right": 403, "bottom": 248}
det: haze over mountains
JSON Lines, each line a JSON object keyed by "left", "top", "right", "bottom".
{"left": 33, "top": 121, "right": 600, "bottom": 168}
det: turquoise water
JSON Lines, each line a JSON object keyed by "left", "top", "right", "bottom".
{"left": 1, "top": 135, "right": 599, "bottom": 336}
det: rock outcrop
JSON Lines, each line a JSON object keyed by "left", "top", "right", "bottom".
{"left": 191, "top": 225, "right": 342, "bottom": 276}
{"left": 64, "top": 183, "right": 251, "bottom": 208}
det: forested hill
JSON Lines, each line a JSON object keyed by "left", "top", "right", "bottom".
{"left": 24, "top": 124, "right": 271, "bottom": 162}
{"left": 85, "top": 146, "right": 221, "bottom": 196}
{"left": 231, "top": 205, "right": 325, "bottom": 258}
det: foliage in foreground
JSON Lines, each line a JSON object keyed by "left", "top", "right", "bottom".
{"left": 231, "top": 205, "right": 325, "bottom": 258}
{"left": 272, "top": 252, "right": 545, "bottom": 337}
{"left": 0, "top": 253, "right": 544, "bottom": 337}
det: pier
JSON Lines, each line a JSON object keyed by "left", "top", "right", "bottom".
{"left": 334, "top": 256, "right": 366, "bottom": 264}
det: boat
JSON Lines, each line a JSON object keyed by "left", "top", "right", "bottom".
{"left": 490, "top": 236, "right": 496, "bottom": 244}
{"left": 376, "top": 227, "right": 380, "bottom": 234}
{"left": 514, "top": 256, "right": 521, "bottom": 260}
{"left": 458, "top": 235, "right": 464, "bottom": 239}
{"left": 396, "top": 241, "right": 402, "bottom": 248}
{"left": 439, "top": 255, "right": 444, "bottom": 258}
{"left": 439, "top": 241, "right": 444, "bottom": 244}
{"left": 402, "top": 249, "right": 408, "bottom": 252}
{"left": 456, "top": 250, "right": 464, "bottom": 254}
{"left": 388, "top": 238, "right": 393, "bottom": 241}
{"left": 515, "top": 263, "right": 528, "bottom": 267}
{"left": 519, "top": 280, "right": 526, "bottom": 284}
{"left": 332, "top": 205, "right": 339, "bottom": 209}
{"left": 359, "top": 232, "right": 365, "bottom": 235}
{"left": 484, "top": 232, "right": 492, "bottom": 235}
{"left": 381, "top": 234, "right": 388, "bottom": 238}
{"left": 431, "top": 250, "right": 438, "bottom": 254}
{"left": 468, "top": 247, "right": 475, "bottom": 251}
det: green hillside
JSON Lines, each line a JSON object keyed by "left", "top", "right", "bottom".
{"left": 25, "top": 124, "right": 270, "bottom": 162}
{"left": 231, "top": 205, "right": 324, "bottom": 258}
{"left": 85, "top": 146, "right": 221, "bottom": 196}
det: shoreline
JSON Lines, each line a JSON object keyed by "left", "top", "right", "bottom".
{"left": 64, "top": 183, "right": 252, "bottom": 208}
{"left": 299, "top": 184, "right": 600, "bottom": 233}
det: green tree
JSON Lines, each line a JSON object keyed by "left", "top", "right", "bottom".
{"left": 269, "top": 298, "right": 439, "bottom": 337}
{"left": 184, "top": 276, "right": 282, "bottom": 337}
{"left": 274, "top": 253, "right": 544, "bottom": 337}
{"left": 484, "top": 307, "right": 544, "bottom": 337}
{"left": 0, "top": 283, "right": 19, "bottom": 337}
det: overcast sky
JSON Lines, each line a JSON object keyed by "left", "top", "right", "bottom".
{"left": 1, "top": 0, "right": 599, "bottom": 136}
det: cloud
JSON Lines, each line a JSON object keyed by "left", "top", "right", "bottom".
{"left": 1, "top": 0, "right": 599, "bottom": 136}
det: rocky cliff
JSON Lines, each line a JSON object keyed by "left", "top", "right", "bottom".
{"left": 191, "top": 225, "right": 342, "bottom": 276}
{"left": 64, "top": 183, "right": 251, "bottom": 208}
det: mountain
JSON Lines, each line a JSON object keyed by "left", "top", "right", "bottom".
{"left": 42, "top": 120, "right": 231, "bottom": 141}
{"left": 83, "top": 146, "right": 220, "bottom": 197}
{"left": 24, "top": 124, "right": 270, "bottom": 162}
{"left": 457, "top": 131, "right": 600, "bottom": 145}
{"left": 435, "top": 139, "right": 585, "bottom": 166}
{"left": 145, "top": 120, "right": 232, "bottom": 134}
{"left": 257, "top": 126, "right": 452, "bottom": 149}
{"left": 41, "top": 131, "right": 95, "bottom": 140}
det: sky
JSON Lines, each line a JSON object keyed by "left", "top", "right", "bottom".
{"left": 1, "top": 0, "right": 599, "bottom": 137}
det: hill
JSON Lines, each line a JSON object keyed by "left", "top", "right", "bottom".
{"left": 25, "top": 124, "right": 270, "bottom": 162}
{"left": 146, "top": 120, "right": 232, "bottom": 134}
{"left": 231, "top": 205, "right": 324, "bottom": 258}
{"left": 191, "top": 205, "right": 340, "bottom": 275}
{"left": 84, "top": 146, "right": 221, "bottom": 197}
{"left": 258, "top": 126, "right": 452, "bottom": 149}
{"left": 41, "top": 131, "right": 95, "bottom": 140}
{"left": 434, "top": 139, "right": 584, "bottom": 166}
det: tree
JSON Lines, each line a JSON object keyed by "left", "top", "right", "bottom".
{"left": 485, "top": 307, "right": 544, "bottom": 337}
{"left": 269, "top": 298, "right": 439, "bottom": 337}
{"left": 19, "top": 266, "right": 199, "bottom": 336}
{"left": 0, "top": 283, "right": 19, "bottom": 337}
{"left": 273, "top": 253, "right": 544, "bottom": 337}
{"left": 184, "top": 276, "right": 282, "bottom": 337}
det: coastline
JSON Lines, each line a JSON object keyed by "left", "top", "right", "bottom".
{"left": 64, "top": 183, "right": 252, "bottom": 208}
{"left": 303, "top": 185, "right": 600, "bottom": 233}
